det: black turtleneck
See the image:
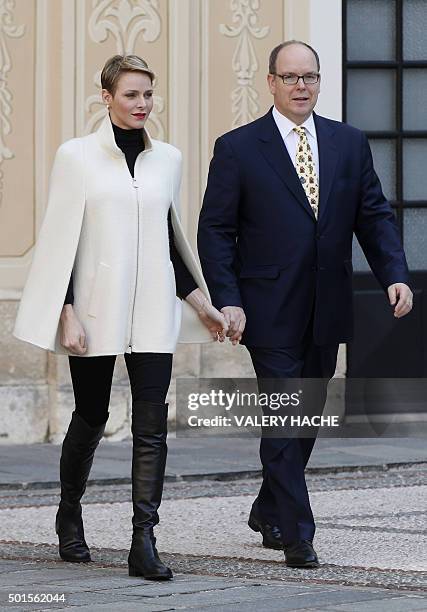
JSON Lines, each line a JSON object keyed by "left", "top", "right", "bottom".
{"left": 64, "top": 121, "right": 197, "bottom": 305}
{"left": 111, "top": 121, "right": 144, "bottom": 176}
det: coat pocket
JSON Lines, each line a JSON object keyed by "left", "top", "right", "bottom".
{"left": 88, "top": 262, "right": 111, "bottom": 318}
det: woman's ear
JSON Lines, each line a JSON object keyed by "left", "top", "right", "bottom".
{"left": 101, "top": 88, "right": 112, "bottom": 107}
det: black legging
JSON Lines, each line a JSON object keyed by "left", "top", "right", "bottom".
{"left": 69, "top": 353, "right": 173, "bottom": 427}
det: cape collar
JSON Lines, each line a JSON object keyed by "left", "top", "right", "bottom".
{"left": 96, "top": 113, "right": 153, "bottom": 158}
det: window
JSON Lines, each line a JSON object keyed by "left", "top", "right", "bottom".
{"left": 343, "top": 0, "right": 427, "bottom": 272}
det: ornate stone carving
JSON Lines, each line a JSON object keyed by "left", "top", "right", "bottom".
{"left": 88, "top": 0, "right": 161, "bottom": 52}
{"left": 220, "top": 0, "right": 269, "bottom": 128}
{"left": 85, "top": 0, "right": 164, "bottom": 139}
{"left": 0, "top": 0, "right": 26, "bottom": 203}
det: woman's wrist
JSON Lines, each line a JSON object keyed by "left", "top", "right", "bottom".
{"left": 185, "top": 288, "right": 209, "bottom": 314}
{"left": 61, "top": 304, "right": 74, "bottom": 320}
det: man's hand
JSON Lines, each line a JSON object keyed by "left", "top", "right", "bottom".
{"left": 60, "top": 305, "right": 87, "bottom": 355}
{"left": 388, "top": 283, "right": 413, "bottom": 318}
{"left": 221, "top": 306, "right": 246, "bottom": 345}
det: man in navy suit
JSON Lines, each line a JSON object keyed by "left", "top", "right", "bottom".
{"left": 198, "top": 41, "right": 413, "bottom": 568}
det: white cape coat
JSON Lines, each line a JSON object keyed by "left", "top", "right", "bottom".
{"left": 13, "top": 115, "right": 212, "bottom": 355}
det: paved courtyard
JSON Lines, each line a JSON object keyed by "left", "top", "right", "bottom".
{"left": 0, "top": 449, "right": 425, "bottom": 610}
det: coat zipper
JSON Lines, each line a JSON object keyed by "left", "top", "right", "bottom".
{"left": 129, "top": 176, "right": 140, "bottom": 351}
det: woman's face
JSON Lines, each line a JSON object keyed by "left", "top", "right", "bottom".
{"left": 102, "top": 71, "right": 154, "bottom": 130}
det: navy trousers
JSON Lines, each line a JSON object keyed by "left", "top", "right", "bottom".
{"left": 247, "top": 329, "right": 338, "bottom": 545}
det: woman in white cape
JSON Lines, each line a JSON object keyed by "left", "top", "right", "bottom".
{"left": 13, "top": 55, "right": 227, "bottom": 581}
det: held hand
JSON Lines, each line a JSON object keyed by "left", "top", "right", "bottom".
{"left": 221, "top": 306, "right": 246, "bottom": 346}
{"left": 388, "top": 283, "right": 413, "bottom": 318}
{"left": 185, "top": 289, "right": 228, "bottom": 341}
{"left": 60, "top": 305, "right": 87, "bottom": 355}
{"left": 198, "top": 302, "right": 229, "bottom": 341}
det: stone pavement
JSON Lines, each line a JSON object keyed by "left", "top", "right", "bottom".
{"left": 0, "top": 438, "right": 426, "bottom": 610}
{"left": 0, "top": 561, "right": 426, "bottom": 612}
{"left": 0, "top": 437, "right": 426, "bottom": 488}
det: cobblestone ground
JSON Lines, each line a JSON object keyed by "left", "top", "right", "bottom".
{"left": 0, "top": 464, "right": 426, "bottom": 611}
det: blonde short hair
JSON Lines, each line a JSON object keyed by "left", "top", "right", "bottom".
{"left": 101, "top": 55, "right": 155, "bottom": 96}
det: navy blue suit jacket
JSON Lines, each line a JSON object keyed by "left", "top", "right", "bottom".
{"left": 198, "top": 109, "right": 409, "bottom": 347}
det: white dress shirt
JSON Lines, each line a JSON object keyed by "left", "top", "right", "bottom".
{"left": 272, "top": 106, "right": 319, "bottom": 179}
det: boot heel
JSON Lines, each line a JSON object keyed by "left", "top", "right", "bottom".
{"left": 128, "top": 564, "right": 142, "bottom": 577}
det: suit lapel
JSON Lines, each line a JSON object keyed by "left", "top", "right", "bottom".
{"left": 256, "top": 111, "right": 316, "bottom": 220}
{"left": 314, "top": 113, "right": 339, "bottom": 225}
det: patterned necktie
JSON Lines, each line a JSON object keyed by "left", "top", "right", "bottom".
{"left": 293, "top": 126, "right": 319, "bottom": 219}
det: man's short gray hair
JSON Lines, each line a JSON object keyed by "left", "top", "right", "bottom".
{"left": 269, "top": 40, "right": 320, "bottom": 74}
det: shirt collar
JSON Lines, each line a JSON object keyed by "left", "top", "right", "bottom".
{"left": 272, "top": 106, "right": 316, "bottom": 140}
{"left": 96, "top": 113, "right": 153, "bottom": 158}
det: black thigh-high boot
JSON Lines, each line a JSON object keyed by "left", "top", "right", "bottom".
{"left": 128, "top": 401, "right": 172, "bottom": 580}
{"left": 55, "top": 411, "right": 106, "bottom": 562}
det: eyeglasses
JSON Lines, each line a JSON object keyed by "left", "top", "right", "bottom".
{"left": 273, "top": 73, "right": 320, "bottom": 86}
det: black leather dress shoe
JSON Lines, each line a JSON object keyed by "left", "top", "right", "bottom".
{"left": 284, "top": 540, "right": 319, "bottom": 568}
{"left": 248, "top": 507, "right": 283, "bottom": 550}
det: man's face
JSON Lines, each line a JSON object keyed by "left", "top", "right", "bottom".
{"left": 267, "top": 44, "right": 320, "bottom": 125}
